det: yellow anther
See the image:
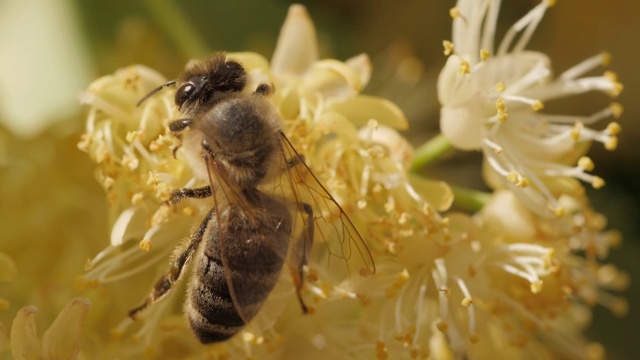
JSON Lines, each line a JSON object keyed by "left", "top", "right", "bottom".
{"left": 571, "top": 121, "right": 583, "bottom": 141}
{"left": 611, "top": 82, "right": 624, "bottom": 97}
{"left": 609, "top": 103, "right": 623, "bottom": 119}
{"left": 443, "top": 40, "right": 454, "bottom": 56}
{"left": 480, "top": 49, "right": 490, "bottom": 61}
{"left": 605, "top": 136, "right": 618, "bottom": 151}
{"left": 357, "top": 199, "right": 367, "bottom": 209}
{"left": 578, "top": 156, "right": 595, "bottom": 171}
{"left": 139, "top": 239, "right": 152, "bottom": 251}
{"left": 604, "top": 70, "right": 618, "bottom": 82}
{"left": 531, "top": 100, "right": 544, "bottom": 111}
{"left": 507, "top": 171, "right": 518, "bottom": 183}
{"left": 436, "top": 321, "right": 449, "bottom": 332}
{"left": 103, "top": 176, "right": 115, "bottom": 189}
{"left": 497, "top": 113, "right": 508, "bottom": 123}
{"left": 607, "top": 122, "right": 621, "bottom": 136}
{"left": 516, "top": 177, "right": 530, "bottom": 188}
{"left": 592, "top": 176, "right": 605, "bottom": 189}
{"left": 461, "top": 297, "right": 473, "bottom": 307}
{"left": 554, "top": 206, "right": 566, "bottom": 217}
{"left": 131, "top": 192, "right": 144, "bottom": 205}
{"left": 496, "top": 97, "right": 507, "bottom": 112}
{"left": 458, "top": 60, "right": 471, "bottom": 75}
{"left": 545, "top": 0, "right": 557, "bottom": 7}
{"left": 449, "top": 7, "right": 461, "bottom": 19}
{"left": 496, "top": 81, "right": 506, "bottom": 93}
{"left": 469, "top": 333, "right": 480, "bottom": 344}
{"left": 530, "top": 280, "right": 543, "bottom": 293}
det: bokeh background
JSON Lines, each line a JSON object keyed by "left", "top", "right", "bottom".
{"left": 1, "top": 0, "right": 637, "bottom": 358}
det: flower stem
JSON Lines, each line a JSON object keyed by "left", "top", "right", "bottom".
{"left": 451, "top": 185, "right": 491, "bottom": 212}
{"left": 142, "top": 0, "right": 209, "bottom": 59}
{"left": 410, "top": 134, "right": 453, "bottom": 172}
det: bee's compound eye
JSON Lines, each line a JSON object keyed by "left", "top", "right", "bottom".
{"left": 175, "top": 83, "right": 195, "bottom": 107}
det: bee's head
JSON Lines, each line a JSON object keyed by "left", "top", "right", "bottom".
{"left": 175, "top": 55, "right": 247, "bottom": 114}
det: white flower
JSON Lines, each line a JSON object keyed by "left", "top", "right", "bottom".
{"left": 438, "top": 0, "right": 623, "bottom": 217}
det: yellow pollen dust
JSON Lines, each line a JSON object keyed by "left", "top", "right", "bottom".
{"left": 139, "top": 239, "right": 152, "bottom": 251}
{"left": 443, "top": 40, "right": 454, "bottom": 56}
{"left": 496, "top": 81, "right": 506, "bottom": 93}
{"left": 578, "top": 156, "right": 595, "bottom": 171}
{"left": 592, "top": 176, "right": 605, "bottom": 189}
{"left": 480, "top": 49, "right": 490, "bottom": 61}
{"left": 458, "top": 60, "right": 471, "bottom": 75}
{"left": 531, "top": 100, "right": 544, "bottom": 111}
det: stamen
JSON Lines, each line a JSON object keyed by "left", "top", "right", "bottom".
{"left": 560, "top": 52, "right": 611, "bottom": 81}
{"left": 456, "top": 278, "right": 478, "bottom": 343}
{"left": 497, "top": 1, "right": 549, "bottom": 55}
{"left": 443, "top": 40, "right": 454, "bottom": 56}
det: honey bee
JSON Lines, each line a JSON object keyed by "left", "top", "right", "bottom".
{"left": 129, "top": 54, "right": 375, "bottom": 344}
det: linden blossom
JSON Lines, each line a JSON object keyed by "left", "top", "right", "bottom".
{"left": 437, "top": 0, "right": 622, "bottom": 217}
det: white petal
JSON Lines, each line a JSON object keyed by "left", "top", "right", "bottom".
{"left": 271, "top": 4, "right": 319, "bottom": 78}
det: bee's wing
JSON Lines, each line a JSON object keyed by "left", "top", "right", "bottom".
{"left": 204, "top": 153, "right": 291, "bottom": 325}
{"left": 273, "top": 132, "right": 376, "bottom": 279}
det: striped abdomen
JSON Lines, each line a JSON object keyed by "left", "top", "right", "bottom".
{"left": 186, "top": 198, "right": 291, "bottom": 343}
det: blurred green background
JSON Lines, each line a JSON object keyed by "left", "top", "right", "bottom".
{"left": 0, "top": 0, "right": 637, "bottom": 358}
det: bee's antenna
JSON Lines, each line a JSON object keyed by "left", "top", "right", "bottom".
{"left": 136, "top": 80, "right": 177, "bottom": 107}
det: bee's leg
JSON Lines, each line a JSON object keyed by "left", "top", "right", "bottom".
{"left": 288, "top": 202, "right": 314, "bottom": 314}
{"left": 168, "top": 119, "right": 192, "bottom": 158}
{"left": 253, "top": 83, "right": 274, "bottom": 96}
{"left": 168, "top": 186, "right": 212, "bottom": 206}
{"left": 168, "top": 118, "right": 193, "bottom": 133}
{"left": 129, "top": 208, "right": 214, "bottom": 320}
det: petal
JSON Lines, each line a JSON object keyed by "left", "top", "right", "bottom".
{"left": 345, "top": 53, "right": 372, "bottom": 88}
{"left": 301, "top": 59, "right": 364, "bottom": 98}
{"left": 439, "top": 101, "right": 484, "bottom": 150}
{"left": 409, "top": 176, "right": 454, "bottom": 212}
{"left": 326, "top": 95, "right": 409, "bottom": 130}
{"left": 271, "top": 4, "right": 319, "bottom": 78}
{"left": 42, "top": 298, "right": 91, "bottom": 360}
{"left": 10, "top": 306, "right": 42, "bottom": 360}
{"left": 481, "top": 190, "right": 537, "bottom": 241}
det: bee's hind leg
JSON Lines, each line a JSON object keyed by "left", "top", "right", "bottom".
{"left": 129, "top": 208, "right": 214, "bottom": 319}
{"left": 168, "top": 186, "right": 212, "bottom": 206}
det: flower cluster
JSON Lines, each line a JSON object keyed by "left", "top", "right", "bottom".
{"left": 6, "top": 1, "right": 627, "bottom": 359}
